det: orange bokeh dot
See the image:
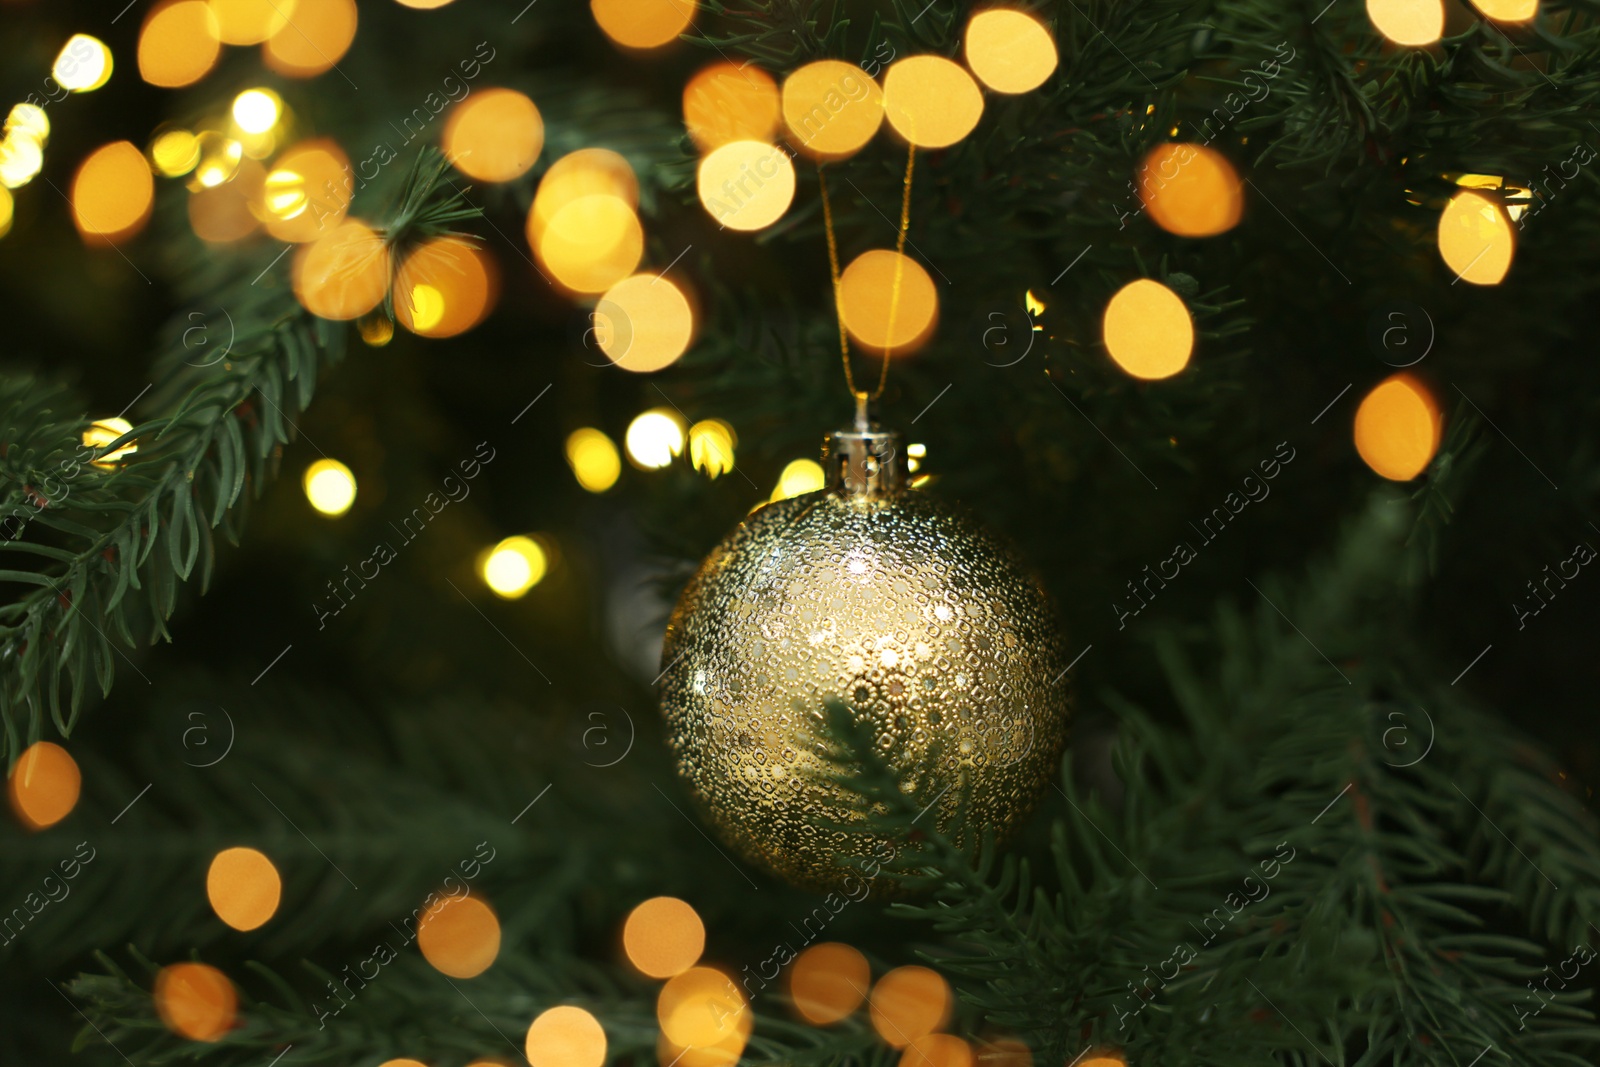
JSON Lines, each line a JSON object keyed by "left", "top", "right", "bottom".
{"left": 837, "top": 250, "right": 939, "bottom": 354}
{"left": 658, "top": 967, "right": 746, "bottom": 1049}
{"left": 1137, "top": 143, "right": 1243, "bottom": 238}
{"left": 1354, "top": 374, "right": 1442, "bottom": 482}
{"left": 975, "top": 1037, "right": 1033, "bottom": 1067}
{"left": 684, "top": 63, "right": 780, "bottom": 151}
{"left": 293, "top": 219, "right": 390, "bottom": 321}
{"left": 206, "top": 847, "right": 282, "bottom": 931}
{"left": 789, "top": 942, "right": 870, "bottom": 1025}
{"left": 526, "top": 1006, "right": 607, "bottom": 1067}
{"left": 535, "top": 195, "right": 643, "bottom": 295}
{"left": 264, "top": 140, "right": 352, "bottom": 243}
{"left": 1102, "top": 278, "right": 1194, "bottom": 380}
{"left": 781, "top": 60, "right": 885, "bottom": 160}
{"left": 154, "top": 962, "right": 238, "bottom": 1042}
{"left": 901, "top": 1034, "right": 975, "bottom": 1067}
{"left": 417, "top": 893, "right": 503, "bottom": 978}
{"left": 8, "top": 741, "right": 81, "bottom": 830}
{"left": 263, "top": 0, "right": 357, "bottom": 77}
{"left": 592, "top": 0, "right": 695, "bottom": 49}
{"left": 528, "top": 149, "right": 639, "bottom": 244}
{"left": 882, "top": 56, "right": 984, "bottom": 149}
{"left": 188, "top": 160, "right": 265, "bottom": 243}
{"left": 622, "top": 896, "right": 705, "bottom": 978}
{"left": 71, "top": 141, "right": 154, "bottom": 244}
{"left": 869, "top": 966, "right": 951, "bottom": 1048}
{"left": 394, "top": 236, "right": 498, "bottom": 338}
{"left": 140, "top": 1, "right": 222, "bottom": 88}
{"left": 209, "top": 0, "right": 295, "bottom": 44}
{"left": 444, "top": 89, "right": 545, "bottom": 183}
{"left": 656, "top": 1001, "right": 752, "bottom": 1067}
{"left": 1080, "top": 1056, "right": 1127, "bottom": 1067}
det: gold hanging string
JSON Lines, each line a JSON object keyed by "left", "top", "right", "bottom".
{"left": 818, "top": 142, "right": 918, "bottom": 407}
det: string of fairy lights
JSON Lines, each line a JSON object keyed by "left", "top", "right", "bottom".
{"left": 9, "top": 751, "right": 1134, "bottom": 1066}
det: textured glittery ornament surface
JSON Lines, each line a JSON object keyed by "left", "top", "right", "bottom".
{"left": 659, "top": 485, "right": 1068, "bottom": 891}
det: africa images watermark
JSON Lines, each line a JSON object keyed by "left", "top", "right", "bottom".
{"left": 310, "top": 839, "right": 498, "bottom": 1028}
{"left": 0, "top": 840, "right": 97, "bottom": 949}
{"left": 313, "top": 441, "right": 497, "bottom": 629}
{"left": 1113, "top": 441, "right": 1298, "bottom": 629}
{"left": 1116, "top": 42, "right": 1297, "bottom": 231}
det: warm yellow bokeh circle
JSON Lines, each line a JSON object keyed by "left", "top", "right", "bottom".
{"left": 1102, "top": 278, "right": 1194, "bottom": 380}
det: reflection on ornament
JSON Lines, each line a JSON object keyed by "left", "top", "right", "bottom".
{"left": 525, "top": 1006, "right": 606, "bottom": 1067}
{"left": 8, "top": 741, "right": 81, "bottom": 830}
{"left": 263, "top": 0, "right": 357, "bottom": 77}
{"left": 53, "top": 35, "right": 113, "bottom": 93}
{"left": 444, "top": 88, "right": 544, "bottom": 182}
{"left": 1137, "top": 143, "right": 1243, "bottom": 237}
{"left": 838, "top": 250, "right": 938, "bottom": 354}
{"left": 659, "top": 426, "right": 1067, "bottom": 890}
{"left": 206, "top": 847, "right": 282, "bottom": 931}
{"left": 1366, "top": 0, "right": 1444, "bottom": 45}
{"left": 870, "top": 965, "right": 951, "bottom": 1047}
{"left": 1102, "top": 279, "right": 1193, "bottom": 380}
{"left": 303, "top": 458, "right": 357, "bottom": 516}
{"left": 139, "top": 2, "right": 222, "bottom": 88}
{"left": 789, "top": 942, "right": 870, "bottom": 1024}
{"left": 623, "top": 896, "right": 705, "bottom": 978}
{"left": 479, "top": 536, "right": 547, "bottom": 599}
{"left": 153, "top": 962, "right": 237, "bottom": 1041}
{"left": 417, "top": 894, "right": 502, "bottom": 977}
{"left": 566, "top": 428, "right": 622, "bottom": 492}
{"left": 1353, "top": 374, "right": 1440, "bottom": 481}
{"left": 592, "top": 0, "right": 695, "bottom": 49}
{"left": 626, "top": 410, "right": 686, "bottom": 469}
{"left": 964, "top": 10, "right": 1058, "bottom": 94}
{"left": 684, "top": 63, "right": 781, "bottom": 151}
{"left": 71, "top": 141, "right": 154, "bottom": 243}
{"left": 209, "top": 0, "right": 296, "bottom": 44}
{"left": 883, "top": 57, "right": 984, "bottom": 149}
{"left": 1437, "top": 189, "right": 1513, "bottom": 285}
{"left": 595, "top": 273, "right": 695, "bottom": 372}
{"left": 698, "top": 140, "right": 796, "bottom": 231}
{"left": 782, "top": 60, "right": 885, "bottom": 160}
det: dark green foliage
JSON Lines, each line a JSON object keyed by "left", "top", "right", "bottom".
{"left": 2, "top": 0, "right": 1599, "bottom": 1064}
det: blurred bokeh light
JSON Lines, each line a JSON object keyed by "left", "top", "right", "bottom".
{"left": 1354, "top": 374, "right": 1441, "bottom": 481}
{"left": 8, "top": 741, "right": 81, "bottom": 830}
{"left": 964, "top": 10, "right": 1058, "bottom": 94}
{"left": 622, "top": 896, "right": 705, "bottom": 978}
{"left": 1101, "top": 279, "right": 1193, "bottom": 380}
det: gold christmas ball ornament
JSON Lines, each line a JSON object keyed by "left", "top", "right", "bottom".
{"left": 659, "top": 423, "right": 1068, "bottom": 891}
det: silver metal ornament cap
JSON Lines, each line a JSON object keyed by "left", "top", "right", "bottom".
{"left": 822, "top": 397, "right": 907, "bottom": 499}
